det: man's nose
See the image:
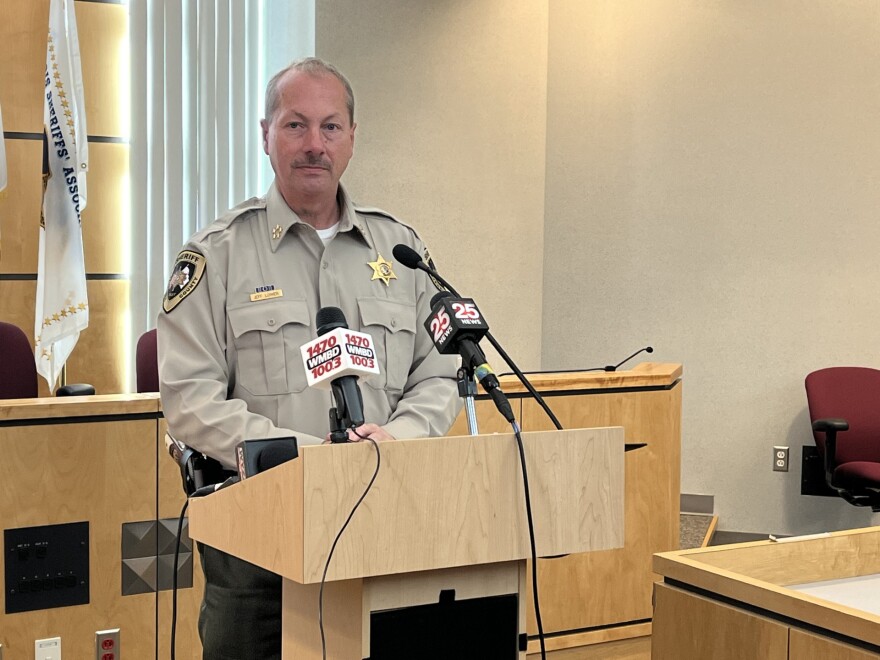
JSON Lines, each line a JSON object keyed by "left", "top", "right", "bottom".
{"left": 303, "top": 126, "right": 324, "bottom": 153}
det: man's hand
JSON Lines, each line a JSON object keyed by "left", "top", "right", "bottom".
{"left": 349, "top": 423, "right": 396, "bottom": 442}
{"left": 324, "top": 423, "right": 396, "bottom": 443}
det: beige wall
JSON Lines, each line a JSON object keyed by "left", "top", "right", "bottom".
{"left": 319, "top": 0, "right": 880, "bottom": 535}
{"left": 316, "top": 0, "right": 549, "bottom": 370}
{"left": 543, "top": 0, "right": 880, "bottom": 534}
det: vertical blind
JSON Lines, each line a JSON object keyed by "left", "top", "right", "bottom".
{"left": 129, "top": 0, "right": 314, "bottom": 370}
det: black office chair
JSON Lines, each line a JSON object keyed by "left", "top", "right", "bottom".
{"left": 805, "top": 367, "right": 880, "bottom": 511}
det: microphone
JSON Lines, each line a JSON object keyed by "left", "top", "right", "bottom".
{"left": 426, "top": 291, "right": 514, "bottom": 423}
{"left": 236, "top": 437, "right": 299, "bottom": 480}
{"left": 391, "top": 244, "right": 424, "bottom": 271}
{"left": 392, "top": 244, "right": 459, "bottom": 295}
{"left": 395, "top": 243, "right": 563, "bottom": 431}
{"left": 301, "top": 307, "right": 379, "bottom": 434}
{"left": 604, "top": 346, "right": 653, "bottom": 372}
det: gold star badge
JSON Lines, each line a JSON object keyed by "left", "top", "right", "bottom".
{"left": 368, "top": 254, "right": 397, "bottom": 286}
{"left": 272, "top": 224, "right": 283, "bottom": 240}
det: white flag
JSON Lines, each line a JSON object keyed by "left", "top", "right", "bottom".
{"left": 35, "top": 0, "right": 90, "bottom": 390}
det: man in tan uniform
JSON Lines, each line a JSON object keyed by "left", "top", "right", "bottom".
{"left": 158, "top": 58, "right": 460, "bottom": 659}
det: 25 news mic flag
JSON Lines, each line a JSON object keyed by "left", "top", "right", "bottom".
{"left": 35, "top": 0, "right": 89, "bottom": 389}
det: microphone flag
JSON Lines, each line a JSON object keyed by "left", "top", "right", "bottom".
{"left": 300, "top": 327, "right": 381, "bottom": 389}
{"left": 35, "top": 0, "right": 90, "bottom": 390}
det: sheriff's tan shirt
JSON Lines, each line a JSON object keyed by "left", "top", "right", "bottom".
{"left": 158, "top": 182, "right": 461, "bottom": 468}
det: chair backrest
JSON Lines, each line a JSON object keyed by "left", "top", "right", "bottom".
{"left": 0, "top": 321, "right": 38, "bottom": 399}
{"left": 805, "top": 367, "right": 880, "bottom": 464}
{"left": 136, "top": 328, "right": 159, "bottom": 393}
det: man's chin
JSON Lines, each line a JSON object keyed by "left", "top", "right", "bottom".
{"left": 284, "top": 177, "right": 337, "bottom": 199}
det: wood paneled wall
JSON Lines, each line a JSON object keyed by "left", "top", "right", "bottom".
{"left": 0, "top": 396, "right": 202, "bottom": 660}
{"left": 0, "top": 0, "right": 129, "bottom": 395}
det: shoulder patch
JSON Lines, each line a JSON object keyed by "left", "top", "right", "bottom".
{"left": 422, "top": 246, "right": 446, "bottom": 293}
{"left": 163, "top": 250, "right": 206, "bottom": 313}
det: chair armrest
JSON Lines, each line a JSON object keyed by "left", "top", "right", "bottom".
{"left": 812, "top": 418, "right": 849, "bottom": 433}
{"left": 812, "top": 417, "right": 848, "bottom": 488}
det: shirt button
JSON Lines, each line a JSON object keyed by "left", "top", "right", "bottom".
{"left": 322, "top": 262, "right": 329, "bottom": 270}
{"left": 391, "top": 318, "right": 397, "bottom": 327}
{"left": 267, "top": 319, "right": 276, "bottom": 327}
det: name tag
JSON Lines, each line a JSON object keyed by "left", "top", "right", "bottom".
{"left": 250, "top": 289, "right": 283, "bottom": 302}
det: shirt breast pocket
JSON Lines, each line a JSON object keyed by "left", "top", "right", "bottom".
{"left": 357, "top": 297, "right": 417, "bottom": 393}
{"left": 227, "top": 299, "right": 312, "bottom": 396}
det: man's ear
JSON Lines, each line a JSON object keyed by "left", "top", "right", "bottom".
{"left": 260, "top": 119, "right": 270, "bottom": 154}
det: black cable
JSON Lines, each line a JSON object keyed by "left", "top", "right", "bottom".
{"left": 171, "top": 498, "right": 189, "bottom": 660}
{"left": 319, "top": 433, "right": 381, "bottom": 660}
{"left": 511, "top": 420, "right": 547, "bottom": 660}
{"left": 485, "top": 331, "right": 562, "bottom": 430}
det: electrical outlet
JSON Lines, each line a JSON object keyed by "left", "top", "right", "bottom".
{"left": 35, "top": 637, "right": 61, "bottom": 660}
{"left": 773, "top": 446, "right": 789, "bottom": 472}
{"left": 95, "top": 629, "right": 120, "bottom": 660}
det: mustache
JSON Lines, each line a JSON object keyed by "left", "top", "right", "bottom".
{"left": 293, "top": 156, "right": 331, "bottom": 169}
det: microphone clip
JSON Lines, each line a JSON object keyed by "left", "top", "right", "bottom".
{"left": 328, "top": 407, "right": 350, "bottom": 443}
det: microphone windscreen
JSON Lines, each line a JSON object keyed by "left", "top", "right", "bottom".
{"left": 256, "top": 442, "right": 299, "bottom": 473}
{"left": 430, "top": 290, "right": 453, "bottom": 308}
{"left": 392, "top": 244, "right": 423, "bottom": 269}
{"left": 646, "top": 346, "right": 654, "bottom": 353}
{"left": 316, "top": 306, "right": 348, "bottom": 335}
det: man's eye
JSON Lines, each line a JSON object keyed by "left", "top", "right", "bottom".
{"left": 288, "top": 122, "right": 302, "bottom": 129}
{"left": 324, "top": 123, "right": 339, "bottom": 131}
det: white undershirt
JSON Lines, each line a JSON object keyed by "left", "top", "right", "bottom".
{"left": 316, "top": 222, "right": 340, "bottom": 245}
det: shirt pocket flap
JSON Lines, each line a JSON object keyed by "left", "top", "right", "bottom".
{"left": 227, "top": 299, "right": 311, "bottom": 338}
{"left": 357, "top": 298, "right": 416, "bottom": 334}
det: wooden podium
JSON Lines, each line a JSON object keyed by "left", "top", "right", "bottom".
{"left": 188, "top": 428, "right": 625, "bottom": 659}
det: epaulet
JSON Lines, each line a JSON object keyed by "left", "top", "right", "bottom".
{"left": 354, "top": 204, "right": 422, "bottom": 238}
{"left": 354, "top": 205, "right": 400, "bottom": 223}
{"left": 195, "top": 195, "right": 267, "bottom": 241}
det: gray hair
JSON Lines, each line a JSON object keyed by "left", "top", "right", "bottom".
{"left": 264, "top": 57, "right": 355, "bottom": 125}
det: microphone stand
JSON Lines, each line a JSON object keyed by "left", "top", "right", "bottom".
{"left": 457, "top": 367, "right": 480, "bottom": 435}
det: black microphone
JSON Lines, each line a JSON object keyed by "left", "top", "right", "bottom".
{"left": 392, "top": 244, "right": 424, "bottom": 271}
{"left": 396, "top": 244, "right": 563, "bottom": 431}
{"left": 392, "top": 244, "right": 459, "bottom": 295}
{"left": 315, "top": 307, "right": 366, "bottom": 431}
{"left": 426, "top": 291, "right": 514, "bottom": 423}
{"left": 236, "top": 437, "right": 299, "bottom": 480}
{"left": 604, "top": 346, "right": 653, "bottom": 372}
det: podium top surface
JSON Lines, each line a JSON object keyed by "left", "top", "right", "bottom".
{"left": 189, "top": 427, "right": 626, "bottom": 584}
{"left": 497, "top": 362, "right": 682, "bottom": 394}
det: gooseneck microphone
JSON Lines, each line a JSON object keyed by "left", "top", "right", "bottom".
{"left": 426, "top": 291, "right": 515, "bottom": 423}
{"left": 395, "top": 244, "right": 562, "bottom": 431}
{"left": 393, "top": 244, "right": 462, "bottom": 296}
{"left": 605, "top": 346, "right": 653, "bottom": 372}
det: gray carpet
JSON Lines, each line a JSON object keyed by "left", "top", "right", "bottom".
{"left": 680, "top": 513, "right": 714, "bottom": 549}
